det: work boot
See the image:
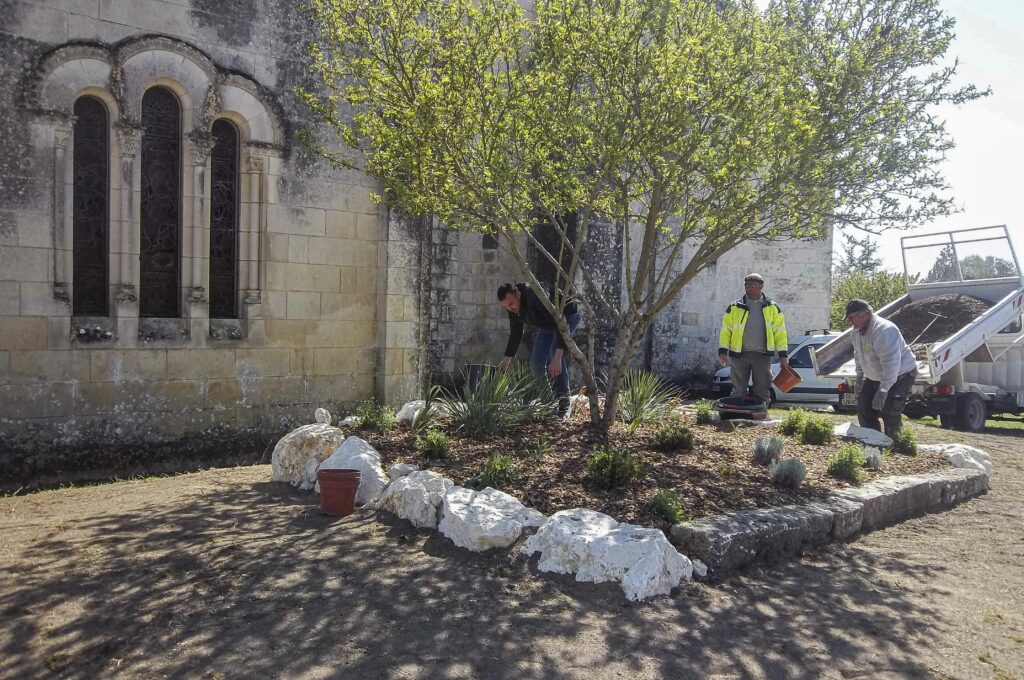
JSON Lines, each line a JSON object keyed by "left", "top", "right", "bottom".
{"left": 558, "top": 397, "right": 571, "bottom": 418}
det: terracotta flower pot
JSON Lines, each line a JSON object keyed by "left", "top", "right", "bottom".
{"left": 773, "top": 363, "right": 803, "bottom": 393}
{"left": 317, "top": 468, "right": 361, "bottom": 517}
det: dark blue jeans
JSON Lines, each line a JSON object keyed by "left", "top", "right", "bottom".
{"left": 529, "top": 312, "right": 581, "bottom": 399}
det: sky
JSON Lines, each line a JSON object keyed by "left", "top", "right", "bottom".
{"left": 839, "top": 0, "right": 1024, "bottom": 275}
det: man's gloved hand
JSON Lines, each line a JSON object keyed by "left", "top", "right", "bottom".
{"left": 871, "top": 388, "right": 888, "bottom": 411}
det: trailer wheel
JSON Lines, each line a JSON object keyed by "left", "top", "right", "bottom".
{"left": 956, "top": 393, "right": 987, "bottom": 432}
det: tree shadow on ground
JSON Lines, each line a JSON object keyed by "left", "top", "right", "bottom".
{"left": 0, "top": 478, "right": 952, "bottom": 679}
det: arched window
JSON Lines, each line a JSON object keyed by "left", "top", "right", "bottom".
{"left": 139, "top": 86, "right": 182, "bottom": 318}
{"left": 209, "top": 119, "right": 239, "bottom": 319}
{"left": 72, "top": 96, "right": 109, "bottom": 316}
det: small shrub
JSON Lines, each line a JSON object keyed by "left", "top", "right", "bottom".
{"left": 415, "top": 429, "right": 451, "bottom": 459}
{"left": 476, "top": 453, "right": 517, "bottom": 489}
{"left": 516, "top": 438, "right": 551, "bottom": 462}
{"left": 355, "top": 400, "right": 397, "bottom": 433}
{"left": 586, "top": 446, "right": 644, "bottom": 489}
{"left": 650, "top": 489, "right": 688, "bottom": 523}
{"left": 799, "top": 413, "right": 835, "bottom": 445}
{"left": 752, "top": 436, "right": 785, "bottom": 465}
{"left": 827, "top": 443, "right": 865, "bottom": 483}
{"left": 653, "top": 421, "right": 694, "bottom": 451}
{"left": 619, "top": 369, "right": 683, "bottom": 431}
{"left": 771, "top": 459, "right": 807, "bottom": 489}
{"left": 694, "top": 399, "right": 715, "bottom": 425}
{"left": 863, "top": 446, "right": 885, "bottom": 470}
{"left": 717, "top": 463, "right": 738, "bottom": 477}
{"left": 891, "top": 427, "right": 918, "bottom": 455}
{"left": 778, "top": 408, "right": 808, "bottom": 436}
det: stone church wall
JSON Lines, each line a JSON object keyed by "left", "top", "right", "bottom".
{"left": 0, "top": 1, "right": 408, "bottom": 469}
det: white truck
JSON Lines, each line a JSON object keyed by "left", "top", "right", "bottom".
{"left": 812, "top": 225, "right": 1024, "bottom": 431}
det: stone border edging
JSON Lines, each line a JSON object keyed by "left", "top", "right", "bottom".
{"left": 669, "top": 468, "right": 990, "bottom": 578}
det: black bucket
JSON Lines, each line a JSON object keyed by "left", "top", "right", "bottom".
{"left": 713, "top": 395, "right": 768, "bottom": 420}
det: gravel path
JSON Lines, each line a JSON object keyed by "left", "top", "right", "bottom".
{"left": 1, "top": 423, "right": 1021, "bottom": 679}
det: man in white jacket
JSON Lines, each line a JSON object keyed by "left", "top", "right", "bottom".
{"left": 846, "top": 299, "right": 918, "bottom": 438}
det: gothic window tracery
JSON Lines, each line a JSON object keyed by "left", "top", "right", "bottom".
{"left": 71, "top": 96, "right": 110, "bottom": 316}
{"left": 139, "top": 86, "right": 182, "bottom": 318}
{"left": 209, "top": 119, "right": 239, "bottom": 319}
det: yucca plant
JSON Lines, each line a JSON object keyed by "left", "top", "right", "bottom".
{"left": 410, "top": 384, "right": 444, "bottom": 433}
{"left": 441, "top": 365, "right": 557, "bottom": 435}
{"left": 619, "top": 369, "right": 683, "bottom": 432}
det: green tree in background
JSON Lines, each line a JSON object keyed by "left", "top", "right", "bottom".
{"left": 834, "top": 233, "right": 883, "bottom": 275}
{"left": 830, "top": 271, "right": 907, "bottom": 329}
{"left": 301, "top": 0, "right": 985, "bottom": 432}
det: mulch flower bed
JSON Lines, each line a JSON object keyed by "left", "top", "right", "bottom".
{"left": 353, "top": 415, "right": 951, "bottom": 535}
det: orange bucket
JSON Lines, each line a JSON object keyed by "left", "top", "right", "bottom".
{"left": 773, "top": 363, "right": 802, "bottom": 393}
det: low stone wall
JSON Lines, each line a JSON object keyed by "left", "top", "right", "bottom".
{"left": 669, "top": 468, "right": 989, "bottom": 577}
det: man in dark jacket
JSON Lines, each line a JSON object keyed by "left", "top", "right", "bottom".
{"left": 497, "top": 282, "right": 582, "bottom": 413}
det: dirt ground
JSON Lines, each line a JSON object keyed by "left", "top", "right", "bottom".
{"left": 1, "top": 416, "right": 1022, "bottom": 680}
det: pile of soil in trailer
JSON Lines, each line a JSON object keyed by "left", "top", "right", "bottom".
{"left": 887, "top": 294, "right": 993, "bottom": 358}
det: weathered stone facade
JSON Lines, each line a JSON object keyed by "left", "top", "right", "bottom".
{"left": 0, "top": 1, "right": 832, "bottom": 479}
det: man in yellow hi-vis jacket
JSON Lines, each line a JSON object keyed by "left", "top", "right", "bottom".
{"left": 717, "top": 273, "right": 789, "bottom": 404}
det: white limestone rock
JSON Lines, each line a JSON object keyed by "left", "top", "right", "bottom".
{"left": 377, "top": 471, "right": 455, "bottom": 529}
{"left": 388, "top": 463, "right": 419, "bottom": 481}
{"left": 314, "top": 407, "right": 332, "bottom": 425}
{"left": 438, "top": 487, "right": 546, "bottom": 552}
{"left": 523, "top": 508, "right": 692, "bottom": 601}
{"left": 339, "top": 415, "right": 361, "bottom": 428}
{"left": 691, "top": 559, "right": 709, "bottom": 580}
{"left": 271, "top": 423, "right": 347, "bottom": 490}
{"left": 396, "top": 400, "right": 426, "bottom": 427}
{"left": 834, "top": 422, "right": 894, "bottom": 448}
{"left": 920, "top": 443, "right": 994, "bottom": 476}
{"left": 318, "top": 436, "right": 388, "bottom": 506}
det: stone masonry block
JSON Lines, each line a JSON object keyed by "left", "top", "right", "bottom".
{"left": 235, "top": 349, "right": 291, "bottom": 377}
{"left": 90, "top": 349, "right": 167, "bottom": 382}
{"left": 0, "top": 246, "right": 50, "bottom": 282}
{"left": 807, "top": 496, "right": 864, "bottom": 539}
{"left": 326, "top": 210, "right": 356, "bottom": 240}
{"left": 670, "top": 504, "right": 834, "bottom": 575}
{"left": 166, "top": 349, "right": 236, "bottom": 380}
{"left": 312, "top": 347, "right": 360, "bottom": 375}
{"left": 286, "top": 291, "right": 321, "bottom": 319}
{"left": 206, "top": 379, "right": 244, "bottom": 410}
{"left": 0, "top": 383, "right": 75, "bottom": 419}
{"left": 10, "top": 350, "right": 91, "bottom": 384}
{"left": 307, "top": 236, "right": 352, "bottom": 266}
{"left": 267, "top": 205, "right": 326, "bottom": 237}
{"left": 263, "top": 320, "right": 307, "bottom": 347}
{"left": 0, "top": 316, "right": 48, "bottom": 350}
{"left": 0, "top": 282, "right": 20, "bottom": 315}
{"left": 20, "top": 282, "right": 67, "bottom": 317}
